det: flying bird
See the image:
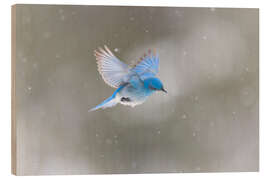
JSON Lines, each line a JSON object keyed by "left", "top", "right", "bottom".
{"left": 89, "top": 45, "right": 167, "bottom": 111}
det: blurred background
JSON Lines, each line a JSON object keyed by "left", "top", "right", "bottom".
{"left": 14, "top": 5, "right": 259, "bottom": 175}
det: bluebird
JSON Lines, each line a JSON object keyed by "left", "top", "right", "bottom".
{"left": 89, "top": 45, "right": 167, "bottom": 111}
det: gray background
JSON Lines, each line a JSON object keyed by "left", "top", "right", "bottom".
{"left": 14, "top": 5, "right": 259, "bottom": 175}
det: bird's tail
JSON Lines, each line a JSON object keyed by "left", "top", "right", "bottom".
{"left": 89, "top": 95, "right": 118, "bottom": 112}
{"left": 89, "top": 84, "right": 127, "bottom": 112}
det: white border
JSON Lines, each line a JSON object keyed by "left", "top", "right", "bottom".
{"left": 0, "top": 1, "right": 269, "bottom": 180}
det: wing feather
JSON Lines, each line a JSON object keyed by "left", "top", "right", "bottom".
{"left": 94, "top": 45, "right": 130, "bottom": 88}
{"left": 131, "top": 49, "right": 159, "bottom": 79}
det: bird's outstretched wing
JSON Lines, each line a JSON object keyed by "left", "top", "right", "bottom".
{"left": 94, "top": 45, "right": 130, "bottom": 88}
{"left": 131, "top": 49, "right": 159, "bottom": 79}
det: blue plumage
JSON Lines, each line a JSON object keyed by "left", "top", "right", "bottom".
{"left": 89, "top": 46, "right": 166, "bottom": 111}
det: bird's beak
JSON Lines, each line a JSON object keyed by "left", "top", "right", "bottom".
{"left": 161, "top": 87, "right": 167, "bottom": 93}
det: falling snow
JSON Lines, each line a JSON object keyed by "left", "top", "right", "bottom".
{"left": 175, "top": 10, "right": 183, "bottom": 17}
{"left": 60, "top": 15, "right": 65, "bottom": 21}
{"left": 131, "top": 162, "right": 137, "bottom": 169}
{"left": 183, "top": 51, "right": 187, "bottom": 56}
{"left": 33, "top": 63, "right": 38, "bottom": 70}
{"left": 22, "top": 17, "right": 31, "bottom": 24}
{"left": 22, "top": 57, "right": 27, "bottom": 63}
{"left": 58, "top": 9, "right": 64, "bottom": 14}
{"left": 47, "top": 78, "right": 55, "bottom": 86}
{"left": 106, "top": 139, "right": 112, "bottom": 145}
{"left": 43, "top": 32, "right": 51, "bottom": 39}
{"left": 56, "top": 54, "right": 61, "bottom": 58}
{"left": 210, "top": 8, "right": 216, "bottom": 12}
{"left": 181, "top": 114, "right": 187, "bottom": 119}
{"left": 207, "top": 74, "right": 212, "bottom": 79}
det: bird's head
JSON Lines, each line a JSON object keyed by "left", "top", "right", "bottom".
{"left": 144, "top": 77, "right": 167, "bottom": 93}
